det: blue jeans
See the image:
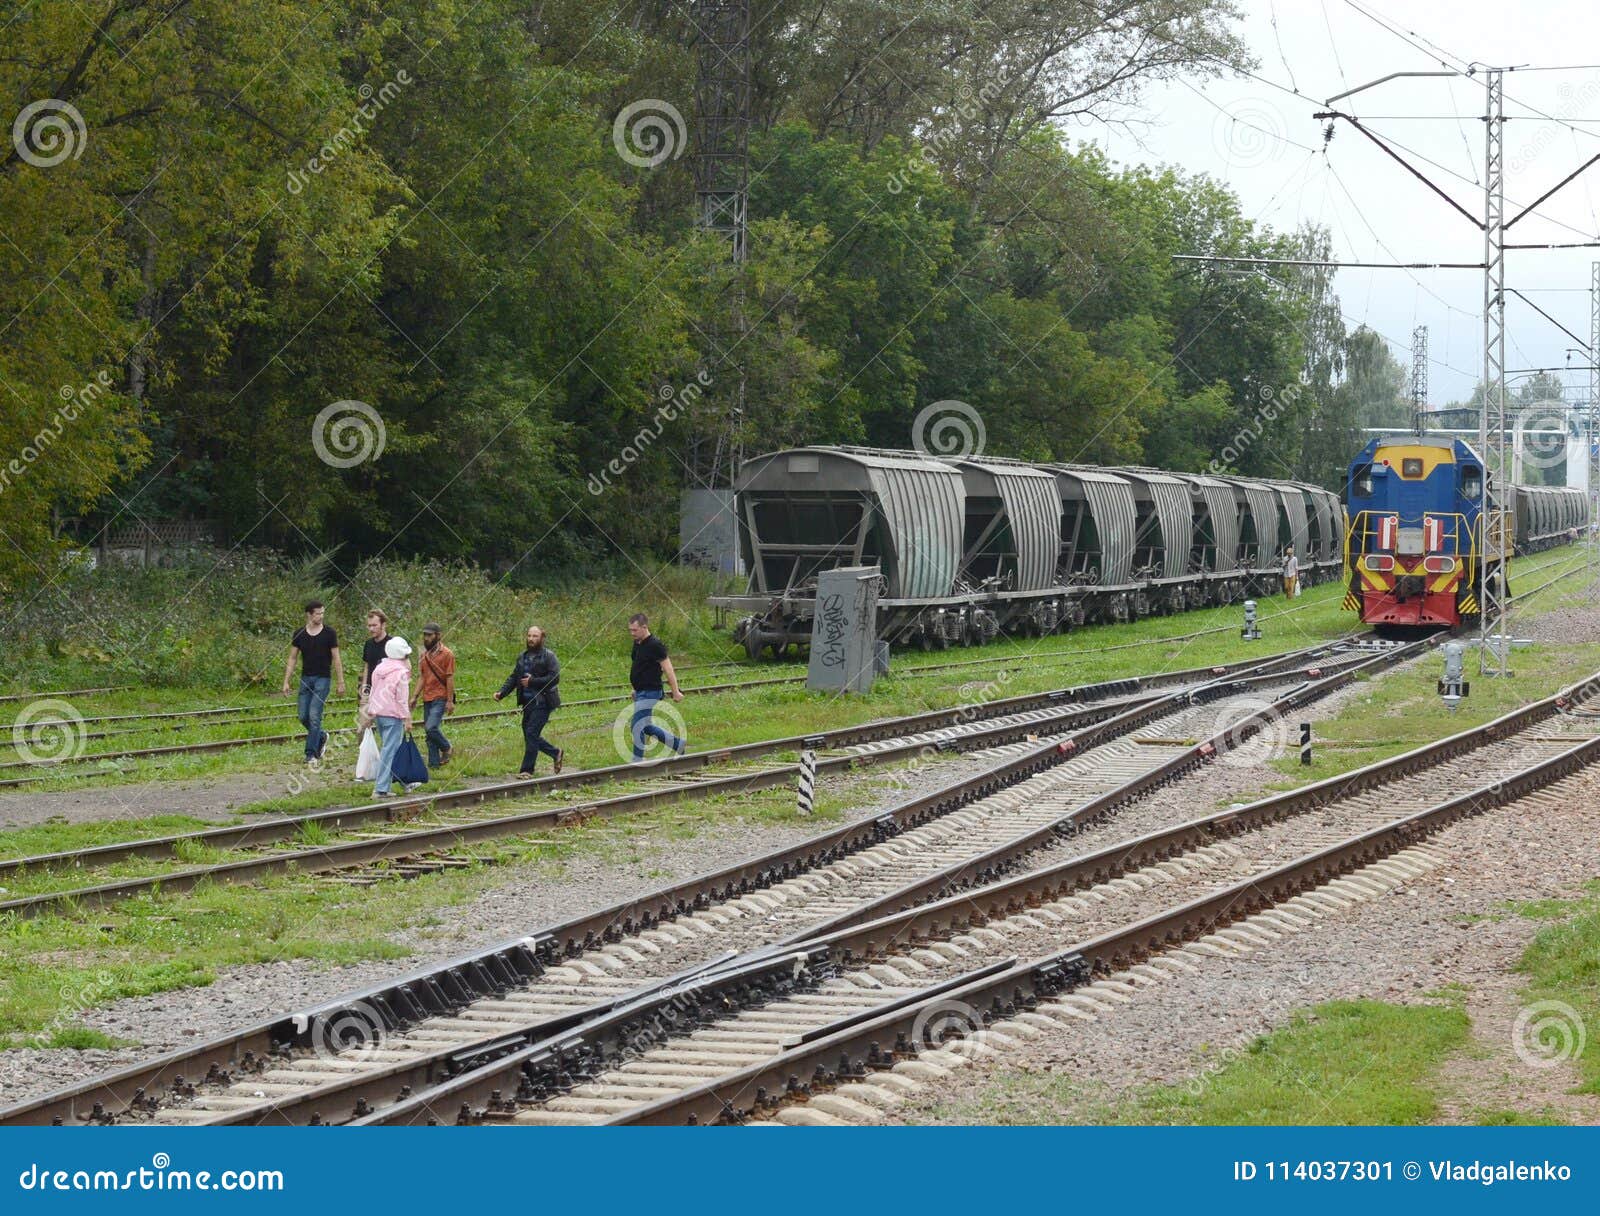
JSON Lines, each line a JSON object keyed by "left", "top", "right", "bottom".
{"left": 630, "top": 691, "right": 684, "bottom": 761}
{"left": 520, "top": 700, "right": 560, "bottom": 773}
{"left": 373, "top": 715, "right": 405, "bottom": 795}
{"left": 423, "top": 698, "right": 451, "bottom": 766}
{"left": 297, "top": 675, "right": 331, "bottom": 760}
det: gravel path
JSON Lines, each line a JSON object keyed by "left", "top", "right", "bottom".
{"left": 896, "top": 766, "right": 1600, "bottom": 1125}
{"left": 0, "top": 772, "right": 297, "bottom": 830}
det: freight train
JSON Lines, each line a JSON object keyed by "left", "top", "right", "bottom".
{"left": 1342, "top": 435, "right": 1589, "bottom": 629}
{"left": 710, "top": 446, "right": 1342, "bottom": 658}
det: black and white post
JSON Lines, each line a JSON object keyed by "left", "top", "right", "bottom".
{"left": 1299, "top": 722, "right": 1312, "bottom": 766}
{"left": 797, "top": 748, "right": 816, "bottom": 815}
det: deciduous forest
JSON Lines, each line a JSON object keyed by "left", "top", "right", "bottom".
{"left": 1, "top": 0, "right": 1416, "bottom": 588}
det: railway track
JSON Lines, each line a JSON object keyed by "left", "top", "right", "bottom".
{"left": 368, "top": 671, "right": 1600, "bottom": 1127}
{"left": 0, "top": 643, "right": 1379, "bottom": 919}
{"left": 0, "top": 637, "right": 1428, "bottom": 1126}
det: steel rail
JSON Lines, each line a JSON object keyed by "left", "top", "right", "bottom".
{"left": 604, "top": 731, "right": 1600, "bottom": 1126}
{"left": 0, "top": 685, "right": 132, "bottom": 705}
{"left": 179, "top": 649, "right": 1416, "bottom": 1128}
{"left": 0, "top": 647, "right": 1388, "bottom": 920}
{"left": 350, "top": 641, "right": 1455, "bottom": 1127}
{"left": 0, "top": 647, "right": 1355, "bottom": 886}
{"left": 0, "top": 644, "right": 1346, "bottom": 1126}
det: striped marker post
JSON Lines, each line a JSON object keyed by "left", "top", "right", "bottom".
{"left": 1299, "top": 722, "right": 1312, "bottom": 766}
{"left": 797, "top": 748, "right": 817, "bottom": 815}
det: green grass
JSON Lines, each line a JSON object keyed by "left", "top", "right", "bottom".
{"left": 1468, "top": 1108, "right": 1567, "bottom": 1126}
{"left": 915, "top": 999, "right": 1470, "bottom": 1125}
{"left": 2, "top": 545, "right": 1593, "bottom": 1047}
{"left": 0, "top": 769, "right": 881, "bottom": 1041}
{"left": 1, "top": 569, "right": 1363, "bottom": 799}
{"left": 1515, "top": 880, "right": 1600, "bottom": 1094}
{"left": 2, "top": 1025, "right": 133, "bottom": 1051}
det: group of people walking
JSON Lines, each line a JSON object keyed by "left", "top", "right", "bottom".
{"left": 281, "top": 605, "right": 686, "bottom": 798}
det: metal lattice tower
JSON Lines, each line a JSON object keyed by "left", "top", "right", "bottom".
{"left": 1479, "top": 68, "right": 1511, "bottom": 677}
{"left": 1410, "top": 324, "right": 1428, "bottom": 436}
{"left": 692, "top": 0, "right": 750, "bottom": 490}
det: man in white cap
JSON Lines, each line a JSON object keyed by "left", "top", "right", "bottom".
{"left": 368, "top": 635, "right": 414, "bottom": 797}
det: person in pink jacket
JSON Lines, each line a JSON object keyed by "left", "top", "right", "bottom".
{"left": 369, "top": 636, "right": 414, "bottom": 797}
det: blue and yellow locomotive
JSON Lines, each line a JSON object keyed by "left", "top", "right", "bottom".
{"left": 1343, "top": 435, "right": 1588, "bottom": 628}
{"left": 1343, "top": 436, "right": 1501, "bottom": 629}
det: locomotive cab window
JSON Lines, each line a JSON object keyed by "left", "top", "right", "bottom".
{"left": 1400, "top": 457, "right": 1424, "bottom": 478}
{"left": 1352, "top": 464, "right": 1374, "bottom": 497}
{"left": 1461, "top": 465, "right": 1482, "bottom": 500}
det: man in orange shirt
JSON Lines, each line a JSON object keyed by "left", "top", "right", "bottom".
{"left": 411, "top": 623, "right": 456, "bottom": 767}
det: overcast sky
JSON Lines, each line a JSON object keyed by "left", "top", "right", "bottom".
{"left": 1087, "top": 0, "right": 1600, "bottom": 406}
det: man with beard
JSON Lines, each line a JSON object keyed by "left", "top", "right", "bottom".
{"left": 493, "top": 624, "right": 564, "bottom": 777}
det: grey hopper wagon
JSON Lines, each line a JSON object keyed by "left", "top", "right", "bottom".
{"left": 1267, "top": 480, "right": 1312, "bottom": 580}
{"left": 1512, "top": 484, "right": 1589, "bottom": 553}
{"left": 715, "top": 446, "right": 973, "bottom": 657}
{"left": 711, "top": 445, "right": 1343, "bottom": 659}
{"left": 1301, "top": 487, "right": 1343, "bottom": 576}
{"left": 1111, "top": 467, "right": 1206, "bottom": 615}
{"left": 1219, "top": 477, "right": 1284, "bottom": 588}
{"left": 1044, "top": 465, "right": 1140, "bottom": 621}
{"left": 1168, "top": 472, "right": 1247, "bottom": 606}
{"left": 949, "top": 456, "right": 1065, "bottom": 636}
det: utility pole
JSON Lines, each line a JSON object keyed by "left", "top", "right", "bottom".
{"left": 1411, "top": 324, "right": 1429, "bottom": 435}
{"left": 1479, "top": 69, "right": 1512, "bottom": 677}
{"left": 1591, "top": 260, "right": 1600, "bottom": 586}
{"left": 691, "top": 0, "right": 750, "bottom": 491}
{"left": 1314, "top": 66, "right": 1600, "bottom": 676}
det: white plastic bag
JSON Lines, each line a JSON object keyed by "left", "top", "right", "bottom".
{"left": 355, "top": 726, "right": 379, "bottom": 781}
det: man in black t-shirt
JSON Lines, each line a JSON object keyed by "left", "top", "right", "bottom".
{"left": 626, "top": 613, "right": 685, "bottom": 761}
{"left": 281, "top": 600, "right": 345, "bottom": 762}
{"left": 360, "top": 609, "right": 391, "bottom": 700}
